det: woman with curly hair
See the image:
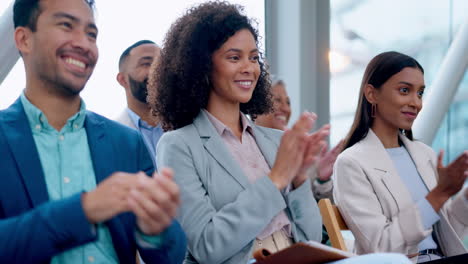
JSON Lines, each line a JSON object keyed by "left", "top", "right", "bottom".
{"left": 148, "top": 2, "right": 329, "bottom": 263}
{"left": 149, "top": 2, "right": 414, "bottom": 264}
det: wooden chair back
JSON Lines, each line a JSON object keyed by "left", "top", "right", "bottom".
{"left": 318, "top": 198, "right": 349, "bottom": 251}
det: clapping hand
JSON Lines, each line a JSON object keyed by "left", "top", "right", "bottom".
{"left": 269, "top": 112, "right": 330, "bottom": 190}
{"left": 436, "top": 150, "right": 468, "bottom": 197}
{"left": 317, "top": 139, "right": 344, "bottom": 182}
{"left": 292, "top": 123, "right": 330, "bottom": 188}
{"left": 426, "top": 150, "right": 468, "bottom": 211}
{"left": 128, "top": 168, "right": 180, "bottom": 235}
{"left": 81, "top": 168, "right": 180, "bottom": 236}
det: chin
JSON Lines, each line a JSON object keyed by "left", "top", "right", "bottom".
{"left": 62, "top": 84, "right": 86, "bottom": 96}
{"left": 399, "top": 124, "right": 413, "bottom": 131}
{"left": 272, "top": 122, "right": 285, "bottom": 131}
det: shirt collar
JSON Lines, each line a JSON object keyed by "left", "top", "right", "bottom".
{"left": 126, "top": 108, "right": 159, "bottom": 130}
{"left": 20, "top": 91, "right": 87, "bottom": 133}
{"left": 203, "top": 109, "right": 254, "bottom": 137}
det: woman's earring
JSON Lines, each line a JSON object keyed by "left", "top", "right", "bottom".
{"left": 371, "top": 104, "right": 377, "bottom": 118}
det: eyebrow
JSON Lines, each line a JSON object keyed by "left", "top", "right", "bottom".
{"left": 223, "top": 48, "right": 259, "bottom": 54}
{"left": 138, "top": 56, "right": 154, "bottom": 63}
{"left": 399, "top": 81, "right": 426, "bottom": 89}
{"left": 53, "top": 12, "right": 98, "bottom": 32}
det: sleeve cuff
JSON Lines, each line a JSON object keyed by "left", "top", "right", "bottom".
{"left": 417, "top": 198, "right": 440, "bottom": 230}
{"left": 285, "top": 178, "right": 314, "bottom": 220}
{"left": 313, "top": 178, "right": 333, "bottom": 192}
{"left": 134, "top": 228, "right": 164, "bottom": 249}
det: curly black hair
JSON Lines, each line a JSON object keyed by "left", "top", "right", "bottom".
{"left": 148, "top": 1, "right": 272, "bottom": 131}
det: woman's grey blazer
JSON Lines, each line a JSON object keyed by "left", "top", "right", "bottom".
{"left": 156, "top": 111, "right": 322, "bottom": 264}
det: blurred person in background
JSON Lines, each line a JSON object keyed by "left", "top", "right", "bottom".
{"left": 116, "top": 40, "right": 163, "bottom": 169}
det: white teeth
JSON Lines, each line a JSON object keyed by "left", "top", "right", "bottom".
{"left": 238, "top": 81, "right": 252, "bottom": 86}
{"left": 65, "top": 57, "right": 85, "bottom": 69}
{"left": 276, "top": 115, "right": 286, "bottom": 121}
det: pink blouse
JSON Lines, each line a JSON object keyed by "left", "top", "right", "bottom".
{"left": 204, "top": 110, "right": 291, "bottom": 239}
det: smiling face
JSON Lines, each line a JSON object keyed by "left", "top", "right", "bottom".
{"left": 367, "top": 67, "right": 425, "bottom": 132}
{"left": 255, "top": 82, "right": 291, "bottom": 130}
{"left": 19, "top": 0, "right": 98, "bottom": 96}
{"left": 208, "top": 29, "right": 260, "bottom": 108}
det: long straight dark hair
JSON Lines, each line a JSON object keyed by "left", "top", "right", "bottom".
{"left": 342, "top": 51, "right": 424, "bottom": 151}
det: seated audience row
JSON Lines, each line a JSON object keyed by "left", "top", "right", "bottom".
{"left": 148, "top": 2, "right": 462, "bottom": 264}
{"left": 0, "top": 0, "right": 465, "bottom": 264}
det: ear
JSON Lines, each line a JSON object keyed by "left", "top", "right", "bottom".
{"left": 14, "top": 27, "right": 32, "bottom": 55}
{"left": 116, "top": 72, "right": 128, "bottom": 89}
{"left": 364, "top": 84, "right": 378, "bottom": 104}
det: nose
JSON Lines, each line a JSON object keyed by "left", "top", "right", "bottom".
{"left": 241, "top": 58, "right": 255, "bottom": 75}
{"left": 279, "top": 100, "right": 291, "bottom": 114}
{"left": 409, "top": 92, "right": 422, "bottom": 111}
{"left": 70, "top": 30, "right": 97, "bottom": 57}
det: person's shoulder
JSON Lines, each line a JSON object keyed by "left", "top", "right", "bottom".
{"left": 159, "top": 123, "right": 196, "bottom": 145}
{"left": 336, "top": 141, "right": 367, "bottom": 164}
{"left": 86, "top": 111, "right": 140, "bottom": 138}
{"left": 254, "top": 124, "right": 283, "bottom": 140}
{"left": 114, "top": 110, "right": 132, "bottom": 125}
{"left": 410, "top": 138, "right": 433, "bottom": 151}
{"left": 407, "top": 137, "right": 437, "bottom": 160}
{"left": 0, "top": 98, "right": 23, "bottom": 119}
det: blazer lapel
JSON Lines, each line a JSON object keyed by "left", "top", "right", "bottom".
{"left": 250, "top": 124, "right": 278, "bottom": 169}
{"left": 85, "top": 112, "right": 133, "bottom": 263}
{"left": 85, "top": 112, "right": 114, "bottom": 184}
{"left": 361, "top": 130, "right": 414, "bottom": 211}
{"left": 193, "top": 111, "right": 249, "bottom": 189}
{"left": 400, "top": 135, "right": 437, "bottom": 190}
{"left": 1, "top": 98, "right": 50, "bottom": 207}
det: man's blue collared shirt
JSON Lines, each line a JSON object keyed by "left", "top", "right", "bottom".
{"left": 126, "top": 108, "right": 164, "bottom": 169}
{"left": 20, "top": 93, "right": 119, "bottom": 264}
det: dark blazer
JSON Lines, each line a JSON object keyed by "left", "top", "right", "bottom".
{"left": 0, "top": 98, "right": 186, "bottom": 264}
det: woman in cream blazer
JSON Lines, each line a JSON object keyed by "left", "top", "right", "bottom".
{"left": 333, "top": 51, "right": 468, "bottom": 263}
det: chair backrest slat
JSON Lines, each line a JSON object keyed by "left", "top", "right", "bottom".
{"left": 318, "top": 198, "right": 349, "bottom": 251}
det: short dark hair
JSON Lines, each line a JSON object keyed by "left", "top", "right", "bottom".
{"left": 118, "top": 40, "right": 156, "bottom": 71}
{"left": 13, "top": 0, "right": 95, "bottom": 31}
{"left": 148, "top": 1, "right": 272, "bottom": 131}
{"left": 343, "top": 51, "right": 424, "bottom": 151}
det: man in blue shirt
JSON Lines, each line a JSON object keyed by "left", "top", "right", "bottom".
{"left": 116, "top": 40, "right": 164, "bottom": 168}
{"left": 0, "top": 0, "right": 186, "bottom": 263}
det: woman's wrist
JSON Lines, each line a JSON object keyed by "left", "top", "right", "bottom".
{"left": 426, "top": 187, "right": 451, "bottom": 212}
{"left": 292, "top": 173, "right": 307, "bottom": 189}
{"left": 269, "top": 170, "right": 287, "bottom": 190}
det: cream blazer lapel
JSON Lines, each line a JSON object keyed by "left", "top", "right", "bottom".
{"left": 399, "top": 135, "right": 438, "bottom": 190}
{"left": 401, "top": 135, "right": 467, "bottom": 256}
{"left": 192, "top": 111, "right": 250, "bottom": 189}
{"left": 361, "top": 130, "right": 415, "bottom": 212}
